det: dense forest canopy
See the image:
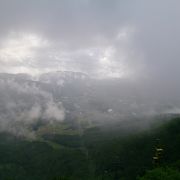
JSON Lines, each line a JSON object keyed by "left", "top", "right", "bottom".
{"left": 0, "top": 116, "right": 180, "bottom": 179}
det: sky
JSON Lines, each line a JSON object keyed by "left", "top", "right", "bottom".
{"left": 0, "top": 0, "right": 180, "bottom": 81}
{"left": 0, "top": 0, "right": 180, "bottom": 136}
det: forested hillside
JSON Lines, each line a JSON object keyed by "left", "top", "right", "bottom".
{"left": 0, "top": 117, "right": 180, "bottom": 179}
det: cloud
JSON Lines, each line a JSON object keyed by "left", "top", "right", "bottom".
{"left": 0, "top": 0, "right": 143, "bottom": 78}
{"left": 0, "top": 0, "right": 180, "bottom": 127}
{"left": 0, "top": 27, "right": 140, "bottom": 79}
{"left": 0, "top": 78, "right": 65, "bottom": 137}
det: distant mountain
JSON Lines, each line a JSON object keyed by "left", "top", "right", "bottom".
{"left": 39, "top": 71, "right": 89, "bottom": 84}
{"left": 0, "top": 71, "right": 179, "bottom": 137}
{"left": 0, "top": 73, "right": 32, "bottom": 81}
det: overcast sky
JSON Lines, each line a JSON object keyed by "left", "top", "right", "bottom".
{"left": 0, "top": 0, "right": 179, "bottom": 81}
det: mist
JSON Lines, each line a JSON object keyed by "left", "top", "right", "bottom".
{"left": 0, "top": 0, "right": 180, "bottom": 137}
{"left": 0, "top": 75, "right": 65, "bottom": 137}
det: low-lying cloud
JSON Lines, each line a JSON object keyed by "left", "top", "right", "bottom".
{"left": 0, "top": 77, "right": 65, "bottom": 137}
{"left": 0, "top": 0, "right": 180, "bottom": 136}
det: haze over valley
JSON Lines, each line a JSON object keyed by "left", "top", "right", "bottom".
{"left": 0, "top": 1, "right": 180, "bottom": 179}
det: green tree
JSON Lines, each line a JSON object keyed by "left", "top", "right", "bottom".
{"left": 137, "top": 167, "right": 180, "bottom": 180}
